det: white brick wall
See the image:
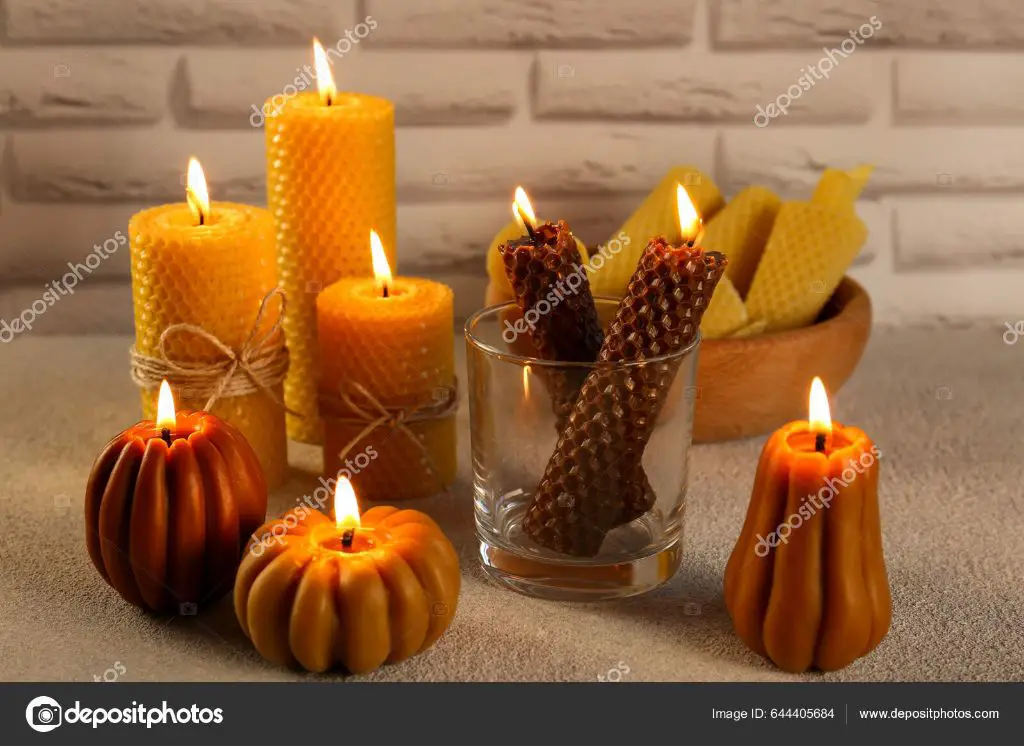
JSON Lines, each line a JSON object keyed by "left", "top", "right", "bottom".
{"left": 1, "top": 0, "right": 1022, "bottom": 334}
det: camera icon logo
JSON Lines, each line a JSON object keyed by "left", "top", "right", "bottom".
{"left": 26, "top": 696, "right": 62, "bottom": 732}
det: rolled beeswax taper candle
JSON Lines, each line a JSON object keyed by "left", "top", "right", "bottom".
{"left": 129, "top": 159, "right": 286, "bottom": 487}
{"left": 267, "top": 39, "right": 396, "bottom": 444}
{"left": 498, "top": 188, "right": 655, "bottom": 527}
{"left": 524, "top": 186, "right": 727, "bottom": 557}
{"left": 317, "top": 232, "right": 456, "bottom": 501}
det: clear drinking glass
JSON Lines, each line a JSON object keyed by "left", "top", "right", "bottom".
{"left": 465, "top": 299, "right": 700, "bottom": 601}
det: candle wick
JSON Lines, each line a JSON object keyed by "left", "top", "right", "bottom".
{"left": 814, "top": 432, "right": 827, "bottom": 453}
{"left": 326, "top": 92, "right": 333, "bottom": 107}
{"left": 382, "top": 283, "right": 389, "bottom": 299}
{"left": 197, "top": 211, "right": 205, "bottom": 227}
{"left": 341, "top": 528, "right": 355, "bottom": 550}
{"left": 161, "top": 428, "right": 173, "bottom": 447}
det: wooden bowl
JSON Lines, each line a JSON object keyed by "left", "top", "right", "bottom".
{"left": 693, "top": 276, "right": 871, "bottom": 442}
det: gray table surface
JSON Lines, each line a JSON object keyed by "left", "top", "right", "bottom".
{"left": 1, "top": 327, "right": 1022, "bottom": 682}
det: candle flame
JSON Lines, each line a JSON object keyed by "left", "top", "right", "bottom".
{"left": 186, "top": 157, "right": 210, "bottom": 225}
{"left": 676, "top": 183, "right": 702, "bottom": 243}
{"left": 370, "top": 230, "right": 392, "bottom": 297}
{"left": 808, "top": 377, "right": 832, "bottom": 434}
{"left": 512, "top": 186, "right": 538, "bottom": 234}
{"left": 313, "top": 38, "right": 336, "bottom": 106}
{"left": 522, "top": 364, "right": 531, "bottom": 401}
{"left": 156, "top": 380, "right": 177, "bottom": 429}
{"left": 333, "top": 477, "right": 361, "bottom": 529}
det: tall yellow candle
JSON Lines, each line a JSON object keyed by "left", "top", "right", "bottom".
{"left": 317, "top": 232, "right": 456, "bottom": 501}
{"left": 267, "top": 39, "right": 396, "bottom": 444}
{"left": 129, "top": 159, "right": 287, "bottom": 487}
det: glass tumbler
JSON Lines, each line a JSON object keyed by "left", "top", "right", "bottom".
{"left": 465, "top": 299, "right": 700, "bottom": 601}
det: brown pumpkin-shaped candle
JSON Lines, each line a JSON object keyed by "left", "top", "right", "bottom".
{"left": 724, "top": 378, "right": 891, "bottom": 673}
{"left": 235, "top": 478, "right": 460, "bottom": 674}
{"left": 85, "top": 381, "right": 268, "bottom": 613}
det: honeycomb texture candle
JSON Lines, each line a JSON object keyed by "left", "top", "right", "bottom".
{"left": 129, "top": 202, "right": 286, "bottom": 487}
{"left": 498, "top": 220, "right": 656, "bottom": 526}
{"left": 524, "top": 242, "right": 727, "bottom": 556}
{"left": 744, "top": 166, "right": 871, "bottom": 332}
{"left": 591, "top": 167, "right": 725, "bottom": 299}
{"left": 266, "top": 91, "right": 396, "bottom": 444}
{"left": 487, "top": 217, "right": 588, "bottom": 300}
{"left": 317, "top": 277, "right": 455, "bottom": 501}
{"left": 700, "top": 185, "right": 781, "bottom": 298}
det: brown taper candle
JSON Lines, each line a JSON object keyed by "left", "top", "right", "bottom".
{"left": 522, "top": 239, "right": 728, "bottom": 556}
{"left": 499, "top": 221, "right": 656, "bottom": 525}
{"left": 498, "top": 219, "right": 601, "bottom": 424}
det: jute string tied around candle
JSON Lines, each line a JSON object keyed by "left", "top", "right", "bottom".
{"left": 129, "top": 288, "right": 293, "bottom": 412}
{"left": 319, "top": 379, "right": 459, "bottom": 496}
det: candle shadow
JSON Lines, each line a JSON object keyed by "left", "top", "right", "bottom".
{"left": 574, "top": 558, "right": 780, "bottom": 674}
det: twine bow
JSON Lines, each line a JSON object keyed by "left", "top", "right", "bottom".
{"left": 320, "top": 379, "right": 459, "bottom": 496}
{"left": 130, "top": 288, "right": 291, "bottom": 412}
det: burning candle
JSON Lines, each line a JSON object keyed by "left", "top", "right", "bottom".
{"left": 487, "top": 187, "right": 589, "bottom": 305}
{"left": 86, "top": 381, "right": 268, "bottom": 612}
{"left": 235, "top": 478, "right": 460, "bottom": 674}
{"left": 267, "top": 39, "right": 397, "bottom": 445}
{"left": 724, "top": 377, "right": 891, "bottom": 672}
{"left": 523, "top": 186, "right": 726, "bottom": 556}
{"left": 317, "top": 232, "right": 456, "bottom": 501}
{"left": 129, "top": 159, "right": 286, "bottom": 487}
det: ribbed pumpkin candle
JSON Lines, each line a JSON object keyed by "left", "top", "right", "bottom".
{"left": 129, "top": 159, "right": 286, "bottom": 487}
{"left": 724, "top": 378, "right": 891, "bottom": 673}
{"left": 317, "top": 232, "right": 456, "bottom": 501}
{"left": 267, "top": 39, "right": 396, "bottom": 444}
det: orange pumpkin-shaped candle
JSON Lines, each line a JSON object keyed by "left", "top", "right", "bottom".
{"left": 724, "top": 377, "right": 891, "bottom": 673}
{"left": 85, "top": 381, "right": 268, "bottom": 613}
{"left": 235, "top": 478, "right": 460, "bottom": 674}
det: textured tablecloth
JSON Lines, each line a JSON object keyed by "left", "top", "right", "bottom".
{"left": 1, "top": 328, "right": 1021, "bottom": 682}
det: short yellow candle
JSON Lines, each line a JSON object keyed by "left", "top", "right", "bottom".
{"left": 317, "top": 232, "right": 456, "bottom": 501}
{"left": 129, "top": 159, "right": 286, "bottom": 487}
{"left": 267, "top": 39, "right": 397, "bottom": 444}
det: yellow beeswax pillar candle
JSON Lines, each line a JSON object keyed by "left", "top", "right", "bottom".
{"left": 317, "top": 232, "right": 456, "bottom": 501}
{"left": 266, "top": 40, "right": 396, "bottom": 444}
{"left": 129, "top": 159, "right": 287, "bottom": 487}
